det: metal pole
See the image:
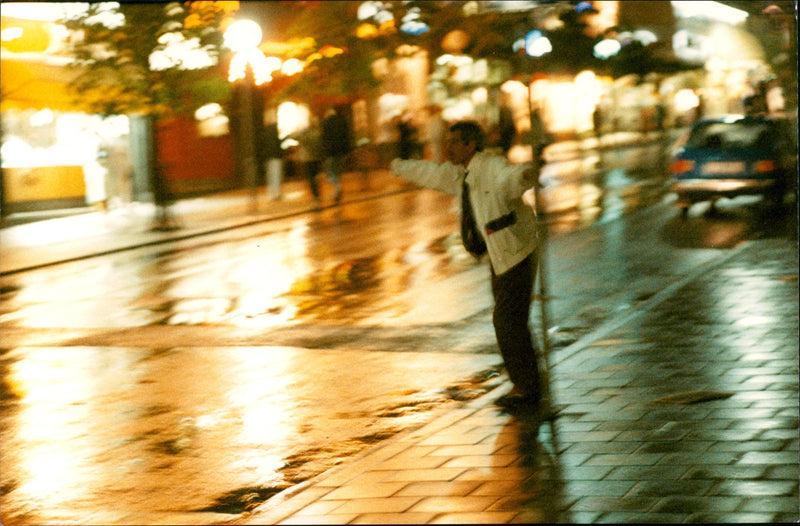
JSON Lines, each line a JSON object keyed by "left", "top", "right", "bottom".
{"left": 527, "top": 76, "right": 555, "bottom": 419}
{"left": 242, "top": 68, "right": 258, "bottom": 213}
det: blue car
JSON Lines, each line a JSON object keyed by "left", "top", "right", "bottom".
{"left": 669, "top": 115, "right": 797, "bottom": 218}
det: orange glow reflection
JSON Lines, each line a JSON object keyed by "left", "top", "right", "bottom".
{"left": 4, "top": 348, "right": 99, "bottom": 509}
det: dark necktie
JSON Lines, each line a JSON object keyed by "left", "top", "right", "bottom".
{"left": 461, "top": 174, "right": 487, "bottom": 257}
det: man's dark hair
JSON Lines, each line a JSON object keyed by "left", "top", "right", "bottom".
{"left": 449, "top": 120, "right": 485, "bottom": 152}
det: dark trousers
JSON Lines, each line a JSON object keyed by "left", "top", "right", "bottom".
{"left": 491, "top": 252, "right": 541, "bottom": 397}
{"left": 304, "top": 160, "right": 321, "bottom": 200}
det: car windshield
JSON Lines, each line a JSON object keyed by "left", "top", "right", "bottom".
{"left": 686, "top": 121, "right": 772, "bottom": 150}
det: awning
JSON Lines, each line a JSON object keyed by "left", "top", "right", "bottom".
{"left": 1, "top": 56, "right": 83, "bottom": 113}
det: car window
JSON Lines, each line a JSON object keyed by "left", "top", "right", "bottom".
{"left": 686, "top": 122, "right": 772, "bottom": 149}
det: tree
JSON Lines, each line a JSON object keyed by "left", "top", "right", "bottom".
{"left": 61, "top": 1, "right": 238, "bottom": 118}
{"left": 261, "top": 1, "right": 381, "bottom": 105}
{"left": 250, "top": 1, "right": 480, "bottom": 104}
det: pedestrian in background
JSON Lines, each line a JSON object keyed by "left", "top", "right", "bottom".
{"left": 529, "top": 104, "right": 548, "bottom": 164}
{"left": 321, "top": 106, "right": 353, "bottom": 202}
{"left": 294, "top": 115, "right": 323, "bottom": 203}
{"left": 498, "top": 104, "right": 516, "bottom": 156}
{"left": 390, "top": 120, "right": 543, "bottom": 410}
{"left": 263, "top": 107, "right": 284, "bottom": 201}
{"left": 397, "top": 112, "right": 418, "bottom": 160}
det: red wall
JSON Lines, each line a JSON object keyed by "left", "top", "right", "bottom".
{"left": 156, "top": 117, "right": 236, "bottom": 195}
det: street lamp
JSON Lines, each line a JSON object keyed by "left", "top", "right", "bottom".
{"left": 225, "top": 19, "right": 265, "bottom": 211}
{"left": 521, "top": 32, "right": 553, "bottom": 408}
{"left": 224, "top": 19, "right": 301, "bottom": 211}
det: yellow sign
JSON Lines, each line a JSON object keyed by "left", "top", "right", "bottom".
{"left": 2, "top": 166, "right": 86, "bottom": 202}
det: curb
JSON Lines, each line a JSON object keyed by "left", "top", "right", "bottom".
{"left": 0, "top": 184, "right": 413, "bottom": 276}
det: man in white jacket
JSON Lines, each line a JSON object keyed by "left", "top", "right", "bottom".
{"left": 390, "top": 120, "right": 542, "bottom": 409}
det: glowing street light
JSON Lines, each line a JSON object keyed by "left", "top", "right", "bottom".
{"left": 224, "top": 19, "right": 267, "bottom": 211}
{"left": 594, "top": 38, "right": 621, "bottom": 59}
{"left": 525, "top": 30, "right": 552, "bottom": 58}
{"left": 225, "top": 19, "right": 274, "bottom": 86}
{"left": 224, "top": 19, "right": 261, "bottom": 51}
{"left": 224, "top": 19, "right": 304, "bottom": 210}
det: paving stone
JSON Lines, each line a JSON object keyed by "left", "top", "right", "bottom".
{"left": 709, "top": 439, "right": 791, "bottom": 453}
{"left": 651, "top": 495, "right": 742, "bottom": 513}
{"left": 569, "top": 496, "right": 659, "bottom": 513}
{"left": 408, "top": 495, "right": 501, "bottom": 513}
{"left": 738, "top": 495, "right": 800, "bottom": 512}
{"left": 428, "top": 443, "right": 504, "bottom": 457}
{"left": 293, "top": 500, "right": 347, "bottom": 516}
{"left": 280, "top": 514, "right": 359, "bottom": 525}
{"left": 565, "top": 441, "right": 642, "bottom": 454}
{"left": 320, "top": 482, "right": 407, "bottom": 500}
{"left": 469, "top": 480, "right": 533, "bottom": 497}
{"left": 728, "top": 417, "right": 799, "bottom": 430}
{"left": 540, "top": 464, "right": 614, "bottom": 481}
{"left": 349, "top": 512, "right": 438, "bottom": 524}
{"left": 685, "top": 429, "right": 761, "bottom": 441}
{"left": 635, "top": 440, "right": 714, "bottom": 454}
{"left": 371, "top": 450, "right": 452, "bottom": 471}
{"left": 429, "top": 511, "right": 518, "bottom": 523}
{"left": 380, "top": 467, "right": 469, "bottom": 483}
{"left": 584, "top": 453, "right": 665, "bottom": 466}
{"left": 681, "top": 464, "right": 770, "bottom": 480}
{"left": 682, "top": 512, "right": 785, "bottom": 523}
{"left": 594, "top": 512, "right": 691, "bottom": 523}
{"left": 561, "top": 480, "right": 637, "bottom": 497}
{"left": 656, "top": 451, "right": 741, "bottom": 465}
{"left": 713, "top": 479, "right": 798, "bottom": 497}
{"left": 627, "top": 479, "right": 717, "bottom": 497}
{"left": 736, "top": 451, "right": 800, "bottom": 465}
{"left": 395, "top": 480, "right": 482, "bottom": 497}
{"left": 765, "top": 464, "right": 800, "bottom": 480}
{"left": 330, "top": 496, "right": 422, "bottom": 514}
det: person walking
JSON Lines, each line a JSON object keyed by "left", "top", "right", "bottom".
{"left": 262, "top": 107, "right": 284, "bottom": 201}
{"left": 321, "top": 106, "right": 353, "bottom": 202}
{"left": 397, "top": 112, "right": 418, "bottom": 160}
{"left": 390, "top": 120, "right": 543, "bottom": 409}
{"left": 294, "top": 115, "right": 323, "bottom": 204}
{"left": 497, "top": 104, "right": 516, "bottom": 156}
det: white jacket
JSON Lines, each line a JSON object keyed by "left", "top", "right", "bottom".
{"left": 391, "top": 151, "right": 539, "bottom": 275}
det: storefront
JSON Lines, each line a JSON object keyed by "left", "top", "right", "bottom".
{"left": 1, "top": 5, "right": 240, "bottom": 217}
{"left": 1, "top": 9, "right": 134, "bottom": 215}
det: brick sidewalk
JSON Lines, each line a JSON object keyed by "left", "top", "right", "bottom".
{"left": 241, "top": 236, "right": 798, "bottom": 524}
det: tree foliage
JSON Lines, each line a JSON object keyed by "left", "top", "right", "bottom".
{"left": 257, "top": 1, "right": 494, "bottom": 104}
{"left": 61, "top": 1, "right": 238, "bottom": 117}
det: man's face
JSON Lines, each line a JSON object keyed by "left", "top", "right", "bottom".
{"left": 444, "top": 130, "right": 475, "bottom": 166}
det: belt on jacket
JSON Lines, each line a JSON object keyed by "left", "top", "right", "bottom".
{"left": 485, "top": 210, "right": 517, "bottom": 235}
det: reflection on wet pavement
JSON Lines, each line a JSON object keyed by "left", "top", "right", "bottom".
{"left": 0, "top": 142, "right": 675, "bottom": 333}
{"left": 1, "top": 346, "right": 503, "bottom": 523}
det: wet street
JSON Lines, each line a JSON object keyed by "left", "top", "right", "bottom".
{"left": 1, "top": 139, "right": 797, "bottom": 524}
